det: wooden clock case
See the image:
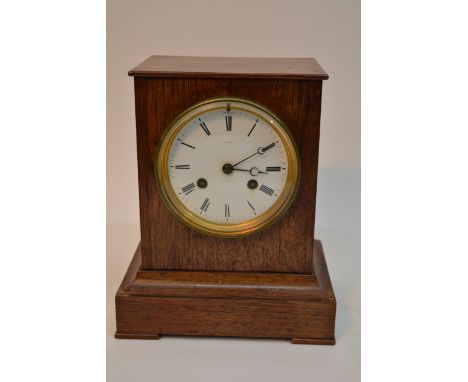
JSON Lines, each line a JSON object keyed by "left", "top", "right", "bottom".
{"left": 115, "top": 56, "right": 336, "bottom": 344}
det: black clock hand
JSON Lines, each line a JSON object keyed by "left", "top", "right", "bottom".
{"left": 260, "top": 142, "right": 276, "bottom": 153}
{"left": 232, "top": 142, "right": 276, "bottom": 168}
{"left": 232, "top": 167, "right": 268, "bottom": 176}
{"left": 232, "top": 152, "right": 258, "bottom": 168}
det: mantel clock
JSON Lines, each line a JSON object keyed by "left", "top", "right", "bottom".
{"left": 115, "top": 56, "right": 336, "bottom": 344}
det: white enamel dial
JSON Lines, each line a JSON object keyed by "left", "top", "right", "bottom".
{"left": 155, "top": 98, "right": 300, "bottom": 237}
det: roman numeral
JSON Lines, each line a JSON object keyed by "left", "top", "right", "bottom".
{"left": 247, "top": 200, "right": 256, "bottom": 214}
{"left": 200, "top": 198, "right": 210, "bottom": 212}
{"left": 225, "top": 115, "right": 232, "bottom": 131}
{"left": 199, "top": 118, "right": 210, "bottom": 135}
{"left": 266, "top": 166, "right": 281, "bottom": 172}
{"left": 225, "top": 203, "right": 230, "bottom": 218}
{"left": 177, "top": 139, "right": 195, "bottom": 149}
{"left": 181, "top": 182, "right": 196, "bottom": 195}
{"left": 247, "top": 119, "right": 259, "bottom": 137}
{"left": 175, "top": 164, "right": 190, "bottom": 169}
{"left": 259, "top": 184, "right": 274, "bottom": 196}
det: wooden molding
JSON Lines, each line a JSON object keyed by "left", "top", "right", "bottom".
{"left": 129, "top": 56, "right": 329, "bottom": 80}
{"left": 115, "top": 240, "right": 336, "bottom": 344}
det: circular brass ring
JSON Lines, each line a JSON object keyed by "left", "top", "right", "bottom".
{"left": 154, "top": 97, "right": 301, "bottom": 238}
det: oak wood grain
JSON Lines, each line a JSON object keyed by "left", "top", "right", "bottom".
{"left": 115, "top": 240, "right": 336, "bottom": 343}
{"left": 129, "top": 272, "right": 321, "bottom": 301}
{"left": 129, "top": 56, "right": 329, "bottom": 80}
{"left": 115, "top": 56, "right": 336, "bottom": 344}
{"left": 134, "top": 76, "right": 323, "bottom": 272}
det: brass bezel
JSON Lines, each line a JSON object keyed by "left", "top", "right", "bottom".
{"left": 154, "top": 97, "right": 301, "bottom": 238}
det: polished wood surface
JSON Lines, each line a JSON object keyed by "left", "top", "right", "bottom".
{"left": 134, "top": 76, "right": 323, "bottom": 272}
{"left": 130, "top": 271, "right": 320, "bottom": 301}
{"left": 115, "top": 240, "right": 336, "bottom": 344}
{"left": 129, "top": 55, "right": 329, "bottom": 80}
{"left": 115, "top": 56, "right": 336, "bottom": 344}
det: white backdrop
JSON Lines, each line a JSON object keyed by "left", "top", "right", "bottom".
{"left": 2, "top": 1, "right": 467, "bottom": 381}
{"left": 107, "top": 1, "right": 360, "bottom": 381}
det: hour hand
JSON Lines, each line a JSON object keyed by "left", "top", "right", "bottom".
{"left": 258, "top": 142, "right": 276, "bottom": 154}
{"left": 232, "top": 167, "right": 268, "bottom": 176}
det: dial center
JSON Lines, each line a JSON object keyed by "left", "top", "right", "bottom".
{"left": 222, "top": 163, "right": 234, "bottom": 174}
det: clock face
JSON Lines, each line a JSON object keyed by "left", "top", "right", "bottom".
{"left": 155, "top": 98, "right": 300, "bottom": 237}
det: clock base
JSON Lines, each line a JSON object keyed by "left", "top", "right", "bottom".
{"left": 115, "top": 240, "right": 336, "bottom": 344}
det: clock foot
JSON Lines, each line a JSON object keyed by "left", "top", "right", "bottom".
{"left": 291, "top": 338, "right": 335, "bottom": 345}
{"left": 114, "top": 333, "right": 160, "bottom": 340}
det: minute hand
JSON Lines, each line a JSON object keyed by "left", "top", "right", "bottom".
{"left": 232, "top": 142, "right": 276, "bottom": 168}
